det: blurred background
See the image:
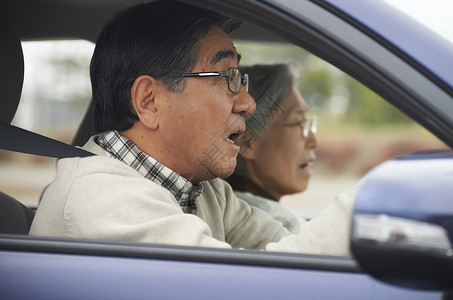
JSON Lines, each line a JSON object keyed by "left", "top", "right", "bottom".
{"left": 235, "top": 42, "right": 450, "bottom": 218}
{"left": 0, "top": 38, "right": 450, "bottom": 219}
{"left": 0, "top": 40, "right": 93, "bottom": 207}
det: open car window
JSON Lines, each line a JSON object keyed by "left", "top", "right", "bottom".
{"left": 234, "top": 41, "right": 450, "bottom": 219}
{"left": 1, "top": 38, "right": 448, "bottom": 220}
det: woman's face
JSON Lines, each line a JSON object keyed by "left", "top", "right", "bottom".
{"left": 243, "top": 86, "right": 318, "bottom": 200}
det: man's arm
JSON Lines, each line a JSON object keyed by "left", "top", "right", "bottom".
{"left": 203, "top": 179, "right": 290, "bottom": 249}
{"left": 213, "top": 178, "right": 360, "bottom": 255}
{"left": 265, "top": 181, "right": 361, "bottom": 256}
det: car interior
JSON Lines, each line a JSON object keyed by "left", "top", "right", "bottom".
{"left": 0, "top": 20, "right": 35, "bottom": 235}
{"left": 0, "top": 0, "right": 300, "bottom": 236}
{"left": 0, "top": 0, "right": 450, "bottom": 246}
{"left": 1, "top": 1, "right": 453, "bottom": 298}
{"left": 0, "top": 19, "right": 99, "bottom": 235}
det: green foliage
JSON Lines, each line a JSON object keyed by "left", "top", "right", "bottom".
{"left": 342, "top": 76, "right": 411, "bottom": 126}
{"left": 236, "top": 42, "right": 412, "bottom": 127}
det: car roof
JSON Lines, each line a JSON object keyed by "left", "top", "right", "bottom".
{"left": 2, "top": 0, "right": 138, "bottom": 42}
{"left": 325, "top": 0, "right": 453, "bottom": 91}
{"left": 3, "top": 0, "right": 453, "bottom": 91}
{"left": 1, "top": 0, "right": 285, "bottom": 43}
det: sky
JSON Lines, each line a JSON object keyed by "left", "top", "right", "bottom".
{"left": 382, "top": 0, "right": 453, "bottom": 44}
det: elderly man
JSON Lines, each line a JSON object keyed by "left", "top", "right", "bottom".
{"left": 30, "top": 0, "right": 356, "bottom": 255}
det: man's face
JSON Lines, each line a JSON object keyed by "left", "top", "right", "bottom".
{"left": 158, "top": 27, "right": 256, "bottom": 182}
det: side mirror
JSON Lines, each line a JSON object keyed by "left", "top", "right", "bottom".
{"left": 350, "top": 151, "right": 453, "bottom": 291}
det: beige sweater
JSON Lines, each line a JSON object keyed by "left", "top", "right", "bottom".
{"left": 30, "top": 137, "right": 358, "bottom": 255}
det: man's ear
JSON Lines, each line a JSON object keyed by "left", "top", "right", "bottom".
{"left": 238, "top": 130, "right": 259, "bottom": 160}
{"left": 130, "top": 75, "right": 160, "bottom": 130}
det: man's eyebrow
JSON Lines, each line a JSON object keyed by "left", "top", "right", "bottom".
{"left": 211, "top": 50, "right": 241, "bottom": 65}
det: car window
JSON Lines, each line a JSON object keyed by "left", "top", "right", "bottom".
{"left": 235, "top": 41, "right": 451, "bottom": 220}
{"left": 0, "top": 38, "right": 449, "bottom": 231}
{"left": 0, "top": 40, "right": 94, "bottom": 208}
{"left": 0, "top": 13, "right": 450, "bottom": 258}
{"left": 0, "top": 2, "right": 451, "bottom": 298}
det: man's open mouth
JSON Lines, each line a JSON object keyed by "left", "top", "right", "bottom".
{"left": 227, "top": 132, "right": 241, "bottom": 145}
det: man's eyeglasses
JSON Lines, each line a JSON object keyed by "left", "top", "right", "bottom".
{"left": 281, "top": 115, "right": 317, "bottom": 139}
{"left": 182, "top": 67, "right": 249, "bottom": 94}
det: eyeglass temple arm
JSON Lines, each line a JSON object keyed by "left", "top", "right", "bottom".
{"left": 182, "top": 72, "right": 221, "bottom": 77}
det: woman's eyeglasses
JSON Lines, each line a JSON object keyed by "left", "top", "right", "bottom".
{"left": 300, "top": 115, "right": 317, "bottom": 139}
{"left": 279, "top": 115, "right": 317, "bottom": 139}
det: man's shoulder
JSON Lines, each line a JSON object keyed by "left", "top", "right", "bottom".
{"left": 81, "top": 134, "right": 109, "bottom": 156}
{"left": 203, "top": 178, "right": 234, "bottom": 194}
{"left": 55, "top": 135, "right": 142, "bottom": 181}
{"left": 52, "top": 148, "right": 173, "bottom": 204}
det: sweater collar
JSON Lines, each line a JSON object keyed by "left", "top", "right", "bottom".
{"left": 95, "top": 130, "right": 203, "bottom": 214}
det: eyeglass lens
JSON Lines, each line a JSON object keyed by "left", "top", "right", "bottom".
{"left": 228, "top": 68, "right": 248, "bottom": 93}
{"left": 302, "top": 116, "right": 317, "bottom": 139}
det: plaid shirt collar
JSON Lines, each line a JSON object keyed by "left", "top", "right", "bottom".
{"left": 95, "top": 130, "right": 203, "bottom": 215}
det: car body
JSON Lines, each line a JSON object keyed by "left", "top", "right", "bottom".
{"left": 1, "top": 0, "right": 452, "bottom": 299}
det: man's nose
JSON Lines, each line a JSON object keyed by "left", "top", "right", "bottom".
{"left": 233, "top": 88, "right": 256, "bottom": 116}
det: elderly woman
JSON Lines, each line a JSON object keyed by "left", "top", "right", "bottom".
{"left": 227, "top": 64, "right": 318, "bottom": 233}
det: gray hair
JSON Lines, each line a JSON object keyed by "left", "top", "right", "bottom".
{"left": 91, "top": 1, "right": 242, "bottom": 132}
{"left": 239, "top": 64, "right": 299, "bottom": 138}
{"left": 234, "top": 64, "right": 300, "bottom": 177}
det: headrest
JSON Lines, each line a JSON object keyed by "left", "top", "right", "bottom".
{"left": 0, "top": 19, "right": 24, "bottom": 124}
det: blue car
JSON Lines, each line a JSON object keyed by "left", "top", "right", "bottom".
{"left": 1, "top": 0, "right": 452, "bottom": 299}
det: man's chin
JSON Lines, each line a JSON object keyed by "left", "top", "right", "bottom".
{"left": 210, "top": 162, "right": 237, "bottom": 180}
{"left": 189, "top": 157, "right": 237, "bottom": 182}
{"left": 218, "top": 169, "right": 234, "bottom": 179}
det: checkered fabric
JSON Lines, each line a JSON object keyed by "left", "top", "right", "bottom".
{"left": 96, "top": 130, "right": 202, "bottom": 214}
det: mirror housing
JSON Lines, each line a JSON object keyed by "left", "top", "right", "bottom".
{"left": 350, "top": 151, "right": 453, "bottom": 290}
